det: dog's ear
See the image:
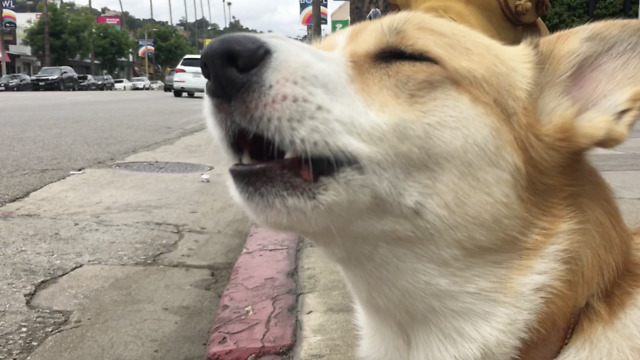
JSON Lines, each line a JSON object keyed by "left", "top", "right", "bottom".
{"left": 535, "top": 20, "right": 640, "bottom": 149}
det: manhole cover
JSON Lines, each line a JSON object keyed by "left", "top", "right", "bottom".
{"left": 112, "top": 161, "right": 212, "bottom": 174}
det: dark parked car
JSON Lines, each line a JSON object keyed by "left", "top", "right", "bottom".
{"left": 0, "top": 73, "right": 32, "bottom": 91}
{"left": 78, "top": 74, "right": 99, "bottom": 90}
{"left": 31, "top": 66, "right": 79, "bottom": 91}
{"left": 94, "top": 75, "right": 115, "bottom": 91}
{"left": 164, "top": 68, "right": 174, "bottom": 92}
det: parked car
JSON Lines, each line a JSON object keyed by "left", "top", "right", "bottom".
{"left": 31, "top": 66, "right": 79, "bottom": 91}
{"left": 114, "top": 78, "right": 133, "bottom": 91}
{"left": 150, "top": 80, "right": 164, "bottom": 90}
{"left": 164, "top": 68, "right": 175, "bottom": 92}
{"left": 77, "top": 74, "right": 99, "bottom": 90}
{"left": 94, "top": 75, "right": 115, "bottom": 91}
{"left": 0, "top": 73, "right": 32, "bottom": 91}
{"left": 173, "top": 55, "right": 206, "bottom": 98}
{"left": 131, "top": 76, "right": 151, "bottom": 90}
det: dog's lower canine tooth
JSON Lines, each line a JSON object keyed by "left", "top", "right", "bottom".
{"left": 242, "top": 150, "right": 252, "bottom": 164}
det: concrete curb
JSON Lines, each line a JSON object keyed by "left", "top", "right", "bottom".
{"left": 206, "top": 225, "right": 299, "bottom": 360}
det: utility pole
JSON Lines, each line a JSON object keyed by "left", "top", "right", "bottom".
{"left": 193, "top": 0, "right": 199, "bottom": 51}
{"left": 0, "top": 0, "right": 6, "bottom": 76}
{"left": 145, "top": 29, "right": 149, "bottom": 79}
{"left": 207, "top": 0, "right": 212, "bottom": 25}
{"left": 183, "top": 0, "right": 188, "bottom": 26}
{"left": 588, "top": 0, "right": 597, "bottom": 18}
{"left": 200, "top": 0, "right": 205, "bottom": 24}
{"left": 311, "top": 0, "right": 321, "bottom": 41}
{"left": 43, "top": 0, "right": 51, "bottom": 66}
{"left": 221, "top": 0, "right": 226, "bottom": 27}
{"left": 168, "top": 0, "right": 173, "bottom": 25}
{"left": 117, "top": 0, "right": 128, "bottom": 78}
{"left": 149, "top": 2, "right": 154, "bottom": 80}
{"left": 623, "top": 0, "right": 631, "bottom": 16}
{"left": 118, "top": 0, "right": 126, "bottom": 30}
{"left": 89, "top": 0, "right": 95, "bottom": 75}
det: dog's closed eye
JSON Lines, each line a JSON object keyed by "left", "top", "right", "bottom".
{"left": 375, "top": 48, "right": 437, "bottom": 64}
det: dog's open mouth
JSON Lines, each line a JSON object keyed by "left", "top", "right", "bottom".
{"left": 229, "top": 128, "right": 355, "bottom": 185}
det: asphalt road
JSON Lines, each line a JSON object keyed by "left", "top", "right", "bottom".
{"left": 0, "top": 90, "right": 206, "bottom": 206}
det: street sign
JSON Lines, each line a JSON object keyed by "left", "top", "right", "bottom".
{"left": 138, "top": 39, "right": 155, "bottom": 57}
{"left": 138, "top": 39, "right": 155, "bottom": 47}
{"left": 2, "top": 0, "right": 16, "bottom": 29}
{"left": 97, "top": 16, "right": 121, "bottom": 30}
{"left": 332, "top": 19, "right": 348, "bottom": 32}
{"left": 299, "top": 0, "right": 328, "bottom": 25}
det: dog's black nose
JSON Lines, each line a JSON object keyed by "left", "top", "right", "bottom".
{"left": 201, "top": 34, "right": 271, "bottom": 100}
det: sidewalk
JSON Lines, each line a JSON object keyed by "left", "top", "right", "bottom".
{"left": 4, "top": 129, "right": 640, "bottom": 360}
{"left": 0, "top": 130, "right": 250, "bottom": 360}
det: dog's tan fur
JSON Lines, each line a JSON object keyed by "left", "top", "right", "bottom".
{"left": 206, "top": 11, "right": 640, "bottom": 359}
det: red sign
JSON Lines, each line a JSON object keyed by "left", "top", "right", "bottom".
{"left": 96, "top": 16, "right": 121, "bottom": 30}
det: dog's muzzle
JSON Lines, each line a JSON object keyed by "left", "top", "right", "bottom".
{"left": 200, "top": 34, "right": 271, "bottom": 100}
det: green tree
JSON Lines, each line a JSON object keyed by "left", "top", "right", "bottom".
{"left": 206, "top": 17, "right": 260, "bottom": 38}
{"left": 23, "top": 3, "right": 93, "bottom": 65}
{"left": 139, "top": 25, "right": 194, "bottom": 70}
{"left": 544, "top": 0, "right": 638, "bottom": 33}
{"left": 175, "top": 16, "right": 258, "bottom": 50}
{"left": 94, "top": 23, "right": 134, "bottom": 74}
{"left": 593, "top": 0, "right": 638, "bottom": 18}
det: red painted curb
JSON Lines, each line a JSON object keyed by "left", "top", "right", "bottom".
{"left": 206, "top": 225, "right": 299, "bottom": 360}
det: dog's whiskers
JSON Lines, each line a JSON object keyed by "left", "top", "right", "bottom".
{"left": 304, "top": 140, "right": 313, "bottom": 176}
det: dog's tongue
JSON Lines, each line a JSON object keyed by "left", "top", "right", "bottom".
{"left": 300, "top": 163, "right": 314, "bottom": 181}
{"left": 230, "top": 157, "right": 316, "bottom": 182}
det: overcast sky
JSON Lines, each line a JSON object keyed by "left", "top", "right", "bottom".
{"left": 72, "top": 0, "right": 344, "bottom": 38}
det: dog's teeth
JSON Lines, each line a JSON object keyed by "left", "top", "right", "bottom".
{"left": 284, "top": 152, "right": 296, "bottom": 159}
{"left": 242, "top": 150, "right": 252, "bottom": 164}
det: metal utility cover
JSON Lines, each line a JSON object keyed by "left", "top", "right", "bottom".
{"left": 112, "top": 161, "right": 212, "bottom": 174}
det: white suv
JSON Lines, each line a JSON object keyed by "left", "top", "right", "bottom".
{"left": 173, "top": 54, "right": 206, "bottom": 98}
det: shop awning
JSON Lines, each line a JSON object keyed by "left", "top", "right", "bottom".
{"left": 0, "top": 50, "right": 10, "bottom": 63}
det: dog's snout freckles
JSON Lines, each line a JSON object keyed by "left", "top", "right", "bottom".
{"left": 201, "top": 33, "right": 271, "bottom": 100}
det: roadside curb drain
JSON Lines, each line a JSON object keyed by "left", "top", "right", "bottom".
{"left": 112, "top": 161, "right": 212, "bottom": 174}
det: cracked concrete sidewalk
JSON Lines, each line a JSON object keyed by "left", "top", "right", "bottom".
{"left": 9, "top": 129, "right": 640, "bottom": 360}
{"left": 0, "top": 130, "right": 250, "bottom": 360}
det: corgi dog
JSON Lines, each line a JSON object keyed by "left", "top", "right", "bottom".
{"left": 201, "top": 11, "right": 640, "bottom": 360}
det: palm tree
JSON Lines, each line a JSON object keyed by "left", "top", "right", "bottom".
{"left": 118, "top": 0, "right": 126, "bottom": 29}
{"left": 183, "top": 0, "right": 188, "bottom": 24}
{"left": 193, "top": 0, "right": 199, "bottom": 51}
{"left": 226, "top": 1, "right": 231, "bottom": 22}
{"left": 222, "top": 0, "right": 227, "bottom": 27}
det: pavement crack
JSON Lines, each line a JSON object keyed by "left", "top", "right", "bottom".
{"left": 261, "top": 294, "right": 280, "bottom": 350}
{"left": 220, "top": 321, "right": 260, "bottom": 335}
{"left": 147, "top": 223, "right": 186, "bottom": 263}
{"left": 210, "top": 311, "right": 256, "bottom": 333}
{"left": 240, "top": 247, "right": 291, "bottom": 257}
{"left": 141, "top": 262, "right": 234, "bottom": 270}
{"left": 25, "top": 264, "right": 84, "bottom": 309}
